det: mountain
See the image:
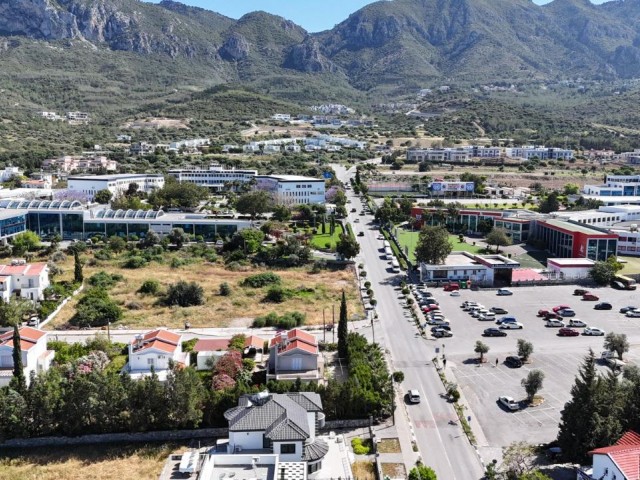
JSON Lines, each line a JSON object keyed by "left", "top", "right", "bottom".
{"left": 2, "top": 0, "right": 640, "bottom": 110}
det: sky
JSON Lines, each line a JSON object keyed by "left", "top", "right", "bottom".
{"left": 155, "top": 0, "right": 608, "bottom": 33}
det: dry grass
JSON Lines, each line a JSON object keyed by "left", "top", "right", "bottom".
{"left": 47, "top": 253, "right": 363, "bottom": 330}
{"left": 381, "top": 462, "right": 406, "bottom": 479}
{"left": 351, "top": 461, "right": 376, "bottom": 480}
{"left": 0, "top": 443, "right": 185, "bottom": 480}
{"left": 377, "top": 438, "right": 401, "bottom": 454}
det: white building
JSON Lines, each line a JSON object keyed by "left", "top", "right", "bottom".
{"left": 578, "top": 430, "right": 640, "bottom": 480}
{"left": 224, "top": 391, "right": 328, "bottom": 474}
{"left": 0, "top": 167, "right": 23, "bottom": 182}
{"left": 0, "top": 326, "right": 54, "bottom": 387}
{"left": 584, "top": 174, "right": 640, "bottom": 198}
{"left": 68, "top": 173, "right": 164, "bottom": 199}
{"left": 546, "top": 258, "right": 595, "bottom": 279}
{"left": 419, "top": 252, "right": 520, "bottom": 286}
{"left": 255, "top": 175, "right": 326, "bottom": 205}
{"left": 271, "top": 114, "right": 291, "bottom": 121}
{"left": 125, "top": 329, "right": 189, "bottom": 381}
{"left": 169, "top": 138, "right": 210, "bottom": 150}
{"left": 194, "top": 336, "right": 265, "bottom": 371}
{"left": 263, "top": 144, "right": 282, "bottom": 154}
{"left": 66, "top": 111, "right": 90, "bottom": 123}
{"left": 42, "top": 156, "right": 118, "bottom": 173}
{"left": 167, "top": 164, "right": 257, "bottom": 192}
{"left": 0, "top": 261, "right": 50, "bottom": 302}
{"left": 505, "top": 146, "right": 573, "bottom": 160}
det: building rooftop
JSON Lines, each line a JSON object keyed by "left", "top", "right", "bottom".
{"left": 0, "top": 326, "right": 46, "bottom": 351}
{"left": 443, "top": 252, "right": 481, "bottom": 266}
{"left": 541, "top": 218, "right": 613, "bottom": 235}
{"left": 0, "top": 262, "right": 47, "bottom": 276}
{"left": 547, "top": 258, "right": 595, "bottom": 267}
{"left": 257, "top": 174, "right": 323, "bottom": 182}
{"left": 68, "top": 173, "right": 164, "bottom": 180}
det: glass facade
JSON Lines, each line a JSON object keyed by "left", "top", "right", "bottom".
{"left": 61, "top": 213, "right": 85, "bottom": 239}
{"left": 0, "top": 214, "right": 26, "bottom": 237}
{"left": 587, "top": 238, "right": 618, "bottom": 261}
{"left": 537, "top": 225, "right": 574, "bottom": 258}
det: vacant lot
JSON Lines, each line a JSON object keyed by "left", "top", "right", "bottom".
{"left": 0, "top": 443, "right": 186, "bottom": 480}
{"left": 48, "top": 252, "right": 362, "bottom": 330}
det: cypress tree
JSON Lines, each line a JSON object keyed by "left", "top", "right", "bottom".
{"left": 337, "top": 290, "right": 349, "bottom": 361}
{"left": 10, "top": 324, "right": 27, "bottom": 395}
{"left": 74, "top": 251, "right": 83, "bottom": 284}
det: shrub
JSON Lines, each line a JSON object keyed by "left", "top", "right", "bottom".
{"left": 94, "top": 249, "right": 113, "bottom": 261}
{"left": 264, "top": 286, "right": 290, "bottom": 303}
{"left": 164, "top": 281, "right": 205, "bottom": 307}
{"left": 241, "top": 272, "right": 281, "bottom": 288}
{"left": 125, "top": 301, "right": 143, "bottom": 310}
{"left": 351, "top": 438, "right": 371, "bottom": 455}
{"left": 138, "top": 279, "right": 161, "bottom": 295}
{"left": 88, "top": 271, "right": 123, "bottom": 289}
{"left": 50, "top": 251, "right": 67, "bottom": 263}
{"left": 71, "top": 288, "right": 122, "bottom": 328}
{"left": 219, "top": 282, "right": 232, "bottom": 296}
{"left": 252, "top": 311, "right": 306, "bottom": 329}
{"left": 123, "top": 256, "right": 147, "bottom": 269}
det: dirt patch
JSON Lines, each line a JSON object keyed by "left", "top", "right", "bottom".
{"left": 377, "top": 438, "right": 402, "bottom": 454}
{"left": 352, "top": 461, "right": 376, "bottom": 480}
{"left": 381, "top": 462, "right": 406, "bottom": 479}
{"left": 121, "top": 117, "right": 190, "bottom": 130}
{"left": 48, "top": 254, "right": 363, "bottom": 330}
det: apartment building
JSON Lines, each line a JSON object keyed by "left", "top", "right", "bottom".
{"left": 167, "top": 164, "right": 257, "bottom": 191}
{"left": 42, "top": 156, "right": 118, "bottom": 173}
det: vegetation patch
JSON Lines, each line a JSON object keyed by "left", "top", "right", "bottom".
{"left": 351, "top": 437, "right": 373, "bottom": 455}
{"left": 241, "top": 272, "right": 282, "bottom": 288}
{"left": 376, "top": 437, "right": 401, "bottom": 454}
{"left": 351, "top": 461, "right": 376, "bottom": 480}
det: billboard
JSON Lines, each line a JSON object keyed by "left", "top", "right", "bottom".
{"left": 430, "top": 182, "right": 475, "bottom": 192}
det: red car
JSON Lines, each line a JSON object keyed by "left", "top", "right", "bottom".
{"left": 537, "top": 309, "right": 551, "bottom": 317}
{"left": 558, "top": 327, "right": 580, "bottom": 337}
{"left": 582, "top": 293, "right": 599, "bottom": 301}
{"left": 544, "top": 312, "right": 563, "bottom": 320}
{"left": 552, "top": 304, "right": 571, "bottom": 313}
{"left": 443, "top": 283, "right": 460, "bottom": 292}
{"left": 422, "top": 305, "right": 440, "bottom": 313}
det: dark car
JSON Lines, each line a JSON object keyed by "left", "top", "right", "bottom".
{"left": 357, "top": 232, "right": 364, "bottom": 237}
{"left": 620, "top": 306, "right": 638, "bottom": 314}
{"left": 558, "top": 327, "right": 580, "bottom": 337}
{"left": 573, "top": 288, "right": 588, "bottom": 296}
{"left": 504, "top": 356, "right": 523, "bottom": 368}
{"left": 484, "top": 328, "right": 507, "bottom": 337}
{"left": 595, "top": 302, "right": 613, "bottom": 310}
{"left": 351, "top": 208, "right": 357, "bottom": 213}
{"left": 544, "top": 312, "right": 563, "bottom": 321}
{"left": 430, "top": 325, "right": 451, "bottom": 333}
{"left": 491, "top": 307, "right": 508, "bottom": 314}
{"left": 432, "top": 328, "right": 453, "bottom": 338}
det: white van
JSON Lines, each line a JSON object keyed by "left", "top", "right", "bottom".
{"left": 408, "top": 389, "right": 421, "bottom": 404}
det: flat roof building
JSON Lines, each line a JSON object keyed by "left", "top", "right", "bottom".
{"left": 68, "top": 174, "right": 165, "bottom": 199}
{"left": 255, "top": 175, "right": 326, "bottom": 205}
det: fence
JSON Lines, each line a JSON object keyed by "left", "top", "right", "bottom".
{"left": 40, "top": 283, "right": 85, "bottom": 328}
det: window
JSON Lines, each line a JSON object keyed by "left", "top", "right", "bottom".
{"left": 281, "top": 444, "right": 296, "bottom": 454}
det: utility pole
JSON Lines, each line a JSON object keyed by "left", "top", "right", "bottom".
{"left": 332, "top": 304, "right": 335, "bottom": 343}
{"left": 323, "top": 309, "right": 326, "bottom": 343}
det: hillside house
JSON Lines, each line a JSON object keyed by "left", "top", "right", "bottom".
{"left": 0, "top": 262, "right": 50, "bottom": 302}
{"left": 268, "top": 329, "right": 322, "bottom": 382}
{"left": 0, "top": 327, "right": 54, "bottom": 387}
{"left": 577, "top": 430, "right": 640, "bottom": 480}
{"left": 194, "top": 335, "right": 265, "bottom": 370}
{"left": 124, "top": 329, "right": 189, "bottom": 381}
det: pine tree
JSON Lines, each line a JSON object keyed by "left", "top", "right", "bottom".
{"left": 10, "top": 324, "right": 27, "bottom": 395}
{"left": 557, "top": 349, "right": 621, "bottom": 463}
{"left": 337, "top": 291, "right": 349, "bottom": 361}
{"left": 74, "top": 251, "right": 83, "bottom": 284}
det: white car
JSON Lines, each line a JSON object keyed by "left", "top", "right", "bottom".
{"left": 546, "top": 319, "right": 565, "bottom": 328}
{"left": 377, "top": 234, "right": 384, "bottom": 240}
{"left": 500, "top": 321, "right": 524, "bottom": 330}
{"left": 497, "top": 288, "right": 513, "bottom": 296}
{"left": 462, "top": 302, "right": 479, "bottom": 310}
{"left": 450, "top": 291, "right": 461, "bottom": 297}
{"left": 626, "top": 310, "right": 640, "bottom": 318}
{"left": 584, "top": 327, "right": 606, "bottom": 336}
{"left": 568, "top": 319, "right": 587, "bottom": 327}
{"left": 428, "top": 318, "right": 450, "bottom": 326}
{"left": 472, "top": 309, "right": 491, "bottom": 318}
{"left": 477, "top": 313, "right": 497, "bottom": 321}
{"left": 499, "top": 396, "right": 520, "bottom": 411}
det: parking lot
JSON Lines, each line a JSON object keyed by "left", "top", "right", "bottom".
{"left": 421, "top": 284, "right": 640, "bottom": 447}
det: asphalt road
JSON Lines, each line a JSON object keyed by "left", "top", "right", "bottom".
{"left": 335, "top": 164, "right": 486, "bottom": 480}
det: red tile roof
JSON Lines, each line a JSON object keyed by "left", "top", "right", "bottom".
{"left": 132, "top": 329, "right": 181, "bottom": 353}
{"left": 194, "top": 339, "right": 231, "bottom": 352}
{"left": 0, "top": 326, "right": 46, "bottom": 351}
{"left": 245, "top": 335, "right": 265, "bottom": 349}
{"left": 0, "top": 263, "right": 47, "bottom": 276}
{"left": 280, "top": 339, "right": 318, "bottom": 355}
{"left": 270, "top": 328, "right": 317, "bottom": 348}
{"left": 591, "top": 430, "right": 640, "bottom": 480}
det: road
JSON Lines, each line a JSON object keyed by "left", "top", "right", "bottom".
{"left": 334, "top": 164, "right": 485, "bottom": 479}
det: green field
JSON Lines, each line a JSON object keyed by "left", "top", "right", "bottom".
{"left": 619, "top": 256, "right": 640, "bottom": 275}
{"left": 395, "top": 230, "right": 484, "bottom": 262}
{"left": 309, "top": 223, "right": 344, "bottom": 250}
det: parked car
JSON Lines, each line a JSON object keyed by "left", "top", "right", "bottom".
{"left": 546, "top": 319, "right": 565, "bottom": 328}
{"left": 357, "top": 231, "right": 364, "bottom": 237}
{"left": 471, "top": 309, "right": 491, "bottom": 318}
{"left": 428, "top": 318, "right": 450, "bottom": 326}
{"left": 462, "top": 302, "right": 480, "bottom": 310}
{"left": 544, "top": 312, "right": 563, "bottom": 321}
{"left": 558, "top": 327, "right": 580, "bottom": 337}
{"left": 484, "top": 328, "right": 507, "bottom": 337}
{"left": 443, "top": 283, "right": 460, "bottom": 292}
{"left": 351, "top": 208, "right": 357, "bottom": 213}
{"left": 497, "top": 288, "right": 513, "bottom": 296}
{"left": 500, "top": 321, "right": 524, "bottom": 330}
{"left": 626, "top": 310, "right": 640, "bottom": 318}
{"left": 552, "top": 304, "right": 571, "bottom": 313}
{"left": 568, "top": 319, "right": 587, "bottom": 327}
{"left": 354, "top": 218, "right": 360, "bottom": 223}
{"left": 619, "top": 306, "right": 638, "bottom": 314}
{"left": 504, "top": 356, "right": 523, "bottom": 368}
{"left": 450, "top": 291, "right": 461, "bottom": 297}
{"left": 573, "top": 288, "right": 588, "bottom": 296}
{"left": 594, "top": 302, "right": 613, "bottom": 311}
{"left": 584, "top": 327, "right": 606, "bottom": 336}
{"left": 496, "top": 316, "right": 517, "bottom": 325}
{"left": 537, "top": 309, "right": 552, "bottom": 317}
{"left": 433, "top": 328, "right": 453, "bottom": 338}
{"left": 491, "top": 307, "right": 508, "bottom": 314}
{"left": 582, "top": 293, "right": 599, "bottom": 301}
{"left": 499, "top": 396, "right": 520, "bottom": 411}
{"left": 558, "top": 308, "right": 576, "bottom": 317}
{"left": 478, "top": 313, "right": 497, "bottom": 321}
{"left": 430, "top": 325, "right": 451, "bottom": 333}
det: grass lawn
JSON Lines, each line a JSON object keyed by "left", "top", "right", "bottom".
{"left": 48, "top": 250, "right": 362, "bottom": 330}
{"left": 396, "top": 230, "right": 483, "bottom": 262}
{"left": 513, "top": 250, "right": 549, "bottom": 269}
{"left": 0, "top": 443, "right": 186, "bottom": 480}
{"left": 309, "top": 222, "right": 344, "bottom": 250}
{"left": 619, "top": 256, "right": 640, "bottom": 275}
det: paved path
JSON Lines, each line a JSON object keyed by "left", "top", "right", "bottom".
{"left": 335, "top": 163, "right": 486, "bottom": 480}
